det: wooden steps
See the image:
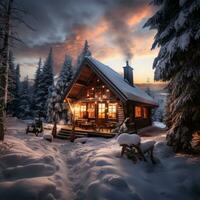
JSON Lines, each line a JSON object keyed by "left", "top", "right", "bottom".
{"left": 56, "top": 128, "right": 115, "bottom": 140}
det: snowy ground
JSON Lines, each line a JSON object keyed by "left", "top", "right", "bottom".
{"left": 2, "top": 118, "right": 74, "bottom": 200}
{"left": 1, "top": 118, "right": 200, "bottom": 200}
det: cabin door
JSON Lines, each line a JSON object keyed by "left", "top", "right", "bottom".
{"left": 97, "top": 102, "right": 106, "bottom": 126}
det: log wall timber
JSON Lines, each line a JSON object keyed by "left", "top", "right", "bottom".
{"left": 118, "top": 103, "right": 124, "bottom": 124}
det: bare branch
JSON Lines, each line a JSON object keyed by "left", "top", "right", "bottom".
{"left": 8, "top": 34, "right": 26, "bottom": 45}
{"left": 11, "top": 16, "right": 36, "bottom": 31}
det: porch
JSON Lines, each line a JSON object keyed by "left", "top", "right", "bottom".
{"left": 57, "top": 124, "right": 116, "bottom": 139}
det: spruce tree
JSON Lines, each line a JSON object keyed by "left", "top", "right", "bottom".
{"left": 77, "top": 40, "right": 92, "bottom": 68}
{"left": 18, "top": 76, "right": 31, "bottom": 119}
{"left": 38, "top": 48, "right": 54, "bottom": 119}
{"left": 47, "top": 55, "right": 73, "bottom": 123}
{"left": 144, "top": 0, "right": 200, "bottom": 152}
{"left": 57, "top": 55, "right": 73, "bottom": 96}
{"left": 32, "top": 58, "right": 43, "bottom": 116}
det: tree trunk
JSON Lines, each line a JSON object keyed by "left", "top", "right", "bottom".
{"left": 166, "top": 126, "right": 193, "bottom": 153}
{"left": 70, "top": 116, "right": 76, "bottom": 142}
{"left": 0, "top": 0, "right": 12, "bottom": 141}
{"left": 52, "top": 121, "right": 57, "bottom": 138}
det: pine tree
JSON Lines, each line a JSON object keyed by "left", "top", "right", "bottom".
{"left": 144, "top": 0, "right": 200, "bottom": 152}
{"left": 37, "top": 48, "right": 54, "bottom": 119}
{"left": 57, "top": 55, "right": 73, "bottom": 96}
{"left": 47, "top": 55, "right": 73, "bottom": 123}
{"left": 18, "top": 76, "right": 31, "bottom": 119}
{"left": 32, "top": 58, "right": 43, "bottom": 116}
{"left": 77, "top": 40, "right": 92, "bottom": 68}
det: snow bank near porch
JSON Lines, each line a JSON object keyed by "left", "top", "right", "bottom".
{"left": 64, "top": 137, "right": 200, "bottom": 200}
{"left": 153, "top": 121, "right": 166, "bottom": 129}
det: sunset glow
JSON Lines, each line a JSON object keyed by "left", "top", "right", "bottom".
{"left": 15, "top": 0, "right": 159, "bottom": 83}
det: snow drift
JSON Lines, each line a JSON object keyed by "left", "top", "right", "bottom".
{"left": 65, "top": 137, "right": 200, "bottom": 200}
{"left": 3, "top": 118, "right": 200, "bottom": 200}
{"left": 1, "top": 118, "right": 73, "bottom": 200}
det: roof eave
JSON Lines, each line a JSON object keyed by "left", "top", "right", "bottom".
{"left": 86, "top": 57, "right": 128, "bottom": 103}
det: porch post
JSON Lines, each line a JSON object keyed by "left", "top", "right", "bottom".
{"left": 127, "top": 101, "right": 134, "bottom": 122}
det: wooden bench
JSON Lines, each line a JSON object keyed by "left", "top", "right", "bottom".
{"left": 120, "top": 141, "right": 156, "bottom": 164}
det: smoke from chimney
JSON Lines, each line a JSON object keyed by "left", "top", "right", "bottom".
{"left": 123, "top": 60, "right": 134, "bottom": 86}
{"left": 103, "top": 1, "right": 136, "bottom": 60}
{"left": 107, "top": 18, "right": 134, "bottom": 60}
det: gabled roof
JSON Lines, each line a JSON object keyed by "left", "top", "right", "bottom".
{"left": 65, "top": 56, "right": 157, "bottom": 106}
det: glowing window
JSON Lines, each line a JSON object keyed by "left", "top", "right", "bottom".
{"left": 108, "top": 103, "right": 117, "bottom": 119}
{"left": 74, "top": 104, "right": 80, "bottom": 119}
{"left": 135, "top": 106, "right": 142, "bottom": 118}
{"left": 88, "top": 103, "right": 95, "bottom": 118}
{"left": 143, "top": 107, "right": 148, "bottom": 119}
{"left": 98, "top": 103, "right": 106, "bottom": 119}
{"left": 80, "top": 104, "right": 87, "bottom": 118}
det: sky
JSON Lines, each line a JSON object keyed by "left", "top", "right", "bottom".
{"left": 13, "top": 0, "right": 159, "bottom": 83}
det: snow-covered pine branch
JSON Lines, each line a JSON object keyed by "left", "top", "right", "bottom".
{"left": 144, "top": 0, "right": 200, "bottom": 153}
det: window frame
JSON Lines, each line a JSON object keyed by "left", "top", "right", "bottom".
{"left": 98, "top": 103, "right": 106, "bottom": 119}
{"left": 108, "top": 103, "right": 117, "bottom": 119}
{"left": 87, "top": 102, "right": 95, "bottom": 119}
{"left": 135, "top": 106, "right": 142, "bottom": 118}
{"left": 80, "top": 103, "right": 87, "bottom": 119}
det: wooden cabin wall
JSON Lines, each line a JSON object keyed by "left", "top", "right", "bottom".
{"left": 135, "top": 118, "right": 151, "bottom": 129}
{"left": 67, "top": 74, "right": 124, "bottom": 126}
{"left": 117, "top": 103, "right": 125, "bottom": 124}
{"left": 134, "top": 106, "right": 152, "bottom": 129}
{"left": 123, "top": 101, "right": 152, "bottom": 129}
{"left": 123, "top": 101, "right": 134, "bottom": 121}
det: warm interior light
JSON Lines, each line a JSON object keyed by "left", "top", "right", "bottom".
{"left": 98, "top": 103, "right": 106, "bottom": 119}
{"left": 108, "top": 103, "right": 117, "bottom": 119}
{"left": 135, "top": 106, "right": 142, "bottom": 118}
{"left": 73, "top": 103, "right": 81, "bottom": 119}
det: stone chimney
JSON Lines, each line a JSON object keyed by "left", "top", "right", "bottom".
{"left": 123, "top": 61, "right": 134, "bottom": 86}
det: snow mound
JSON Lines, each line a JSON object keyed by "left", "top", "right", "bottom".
{"left": 75, "top": 137, "right": 88, "bottom": 144}
{"left": 141, "top": 141, "right": 156, "bottom": 153}
{"left": 0, "top": 142, "right": 63, "bottom": 199}
{"left": 1, "top": 119, "right": 73, "bottom": 200}
{"left": 117, "top": 133, "right": 141, "bottom": 146}
{"left": 86, "top": 174, "right": 142, "bottom": 200}
{"left": 43, "top": 133, "right": 53, "bottom": 142}
{"left": 0, "top": 177, "right": 57, "bottom": 200}
{"left": 43, "top": 123, "right": 53, "bottom": 130}
{"left": 153, "top": 121, "right": 166, "bottom": 129}
{"left": 65, "top": 136, "right": 200, "bottom": 200}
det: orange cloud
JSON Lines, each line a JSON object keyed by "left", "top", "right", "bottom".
{"left": 127, "top": 6, "right": 153, "bottom": 26}
{"left": 53, "top": 5, "right": 156, "bottom": 72}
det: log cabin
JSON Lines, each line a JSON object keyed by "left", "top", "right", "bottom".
{"left": 62, "top": 56, "right": 157, "bottom": 136}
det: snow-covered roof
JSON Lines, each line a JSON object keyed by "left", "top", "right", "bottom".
{"left": 86, "top": 57, "right": 157, "bottom": 106}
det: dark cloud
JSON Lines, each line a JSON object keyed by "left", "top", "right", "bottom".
{"left": 102, "top": 0, "right": 148, "bottom": 60}
{"left": 12, "top": 0, "right": 153, "bottom": 74}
